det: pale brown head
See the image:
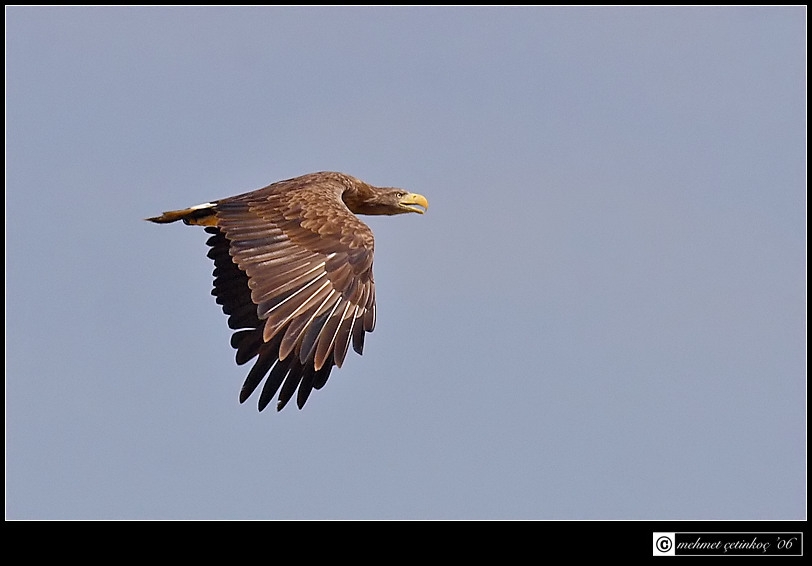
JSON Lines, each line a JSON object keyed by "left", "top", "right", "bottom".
{"left": 341, "top": 180, "right": 429, "bottom": 216}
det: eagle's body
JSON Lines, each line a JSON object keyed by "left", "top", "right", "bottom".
{"left": 147, "top": 171, "right": 428, "bottom": 412}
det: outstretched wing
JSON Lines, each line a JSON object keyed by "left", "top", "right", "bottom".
{"left": 208, "top": 179, "right": 376, "bottom": 411}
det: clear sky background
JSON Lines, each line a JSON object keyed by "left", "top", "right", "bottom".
{"left": 6, "top": 6, "right": 806, "bottom": 520}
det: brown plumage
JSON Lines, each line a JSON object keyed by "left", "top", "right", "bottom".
{"left": 147, "top": 171, "right": 428, "bottom": 412}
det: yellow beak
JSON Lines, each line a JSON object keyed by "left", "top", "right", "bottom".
{"left": 399, "top": 192, "right": 429, "bottom": 214}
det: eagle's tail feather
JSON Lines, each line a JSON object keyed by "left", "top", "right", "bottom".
{"left": 145, "top": 203, "right": 218, "bottom": 226}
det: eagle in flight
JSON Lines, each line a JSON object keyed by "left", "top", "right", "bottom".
{"left": 147, "top": 172, "right": 428, "bottom": 412}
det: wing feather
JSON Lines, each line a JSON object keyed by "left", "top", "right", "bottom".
{"left": 314, "top": 300, "right": 351, "bottom": 370}
{"left": 206, "top": 173, "right": 377, "bottom": 411}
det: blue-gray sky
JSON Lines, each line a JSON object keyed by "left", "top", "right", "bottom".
{"left": 6, "top": 6, "right": 805, "bottom": 520}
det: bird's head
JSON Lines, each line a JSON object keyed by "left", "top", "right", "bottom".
{"left": 346, "top": 185, "right": 429, "bottom": 216}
